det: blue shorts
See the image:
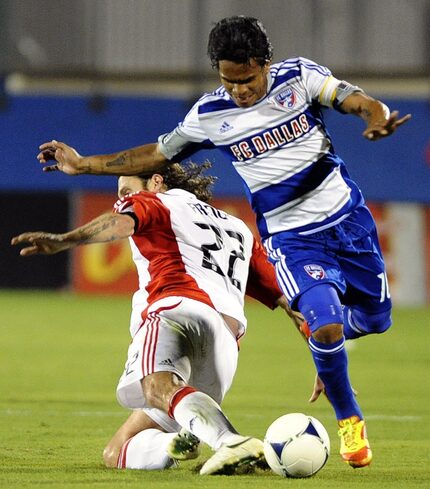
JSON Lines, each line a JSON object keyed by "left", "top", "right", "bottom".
{"left": 264, "top": 205, "right": 392, "bottom": 314}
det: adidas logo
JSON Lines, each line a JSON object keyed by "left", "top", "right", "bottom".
{"left": 159, "top": 358, "right": 175, "bottom": 367}
{"left": 189, "top": 416, "right": 197, "bottom": 431}
{"left": 219, "top": 121, "right": 233, "bottom": 134}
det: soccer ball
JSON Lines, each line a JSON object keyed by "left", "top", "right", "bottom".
{"left": 263, "top": 413, "right": 330, "bottom": 478}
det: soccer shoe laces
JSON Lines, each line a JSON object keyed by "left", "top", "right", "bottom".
{"left": 338, "top": 416, "right": 366, "bottom": 451}
{"left": 338, "top": 423, "right": 358, "bottom": 450}
{"left": 337, "top": 416, "right": 372, "bottom": 468}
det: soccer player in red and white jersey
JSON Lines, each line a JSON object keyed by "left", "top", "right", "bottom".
{"left": 12, "top": 162, "right": 296, "bottom": 475}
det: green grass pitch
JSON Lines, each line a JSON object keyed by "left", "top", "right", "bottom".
{"left": 0, "top": 290, "right": 429, "bottom": 488}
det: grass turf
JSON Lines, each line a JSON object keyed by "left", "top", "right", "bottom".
{"left": 0, "top": 290, "right": 429, "bottom": 488}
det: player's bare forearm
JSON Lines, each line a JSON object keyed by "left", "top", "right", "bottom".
{"left": 340, "top": 92, "right": 411, "bottom": 141}
{"left": 85, "top": 145, "right": 169, "bottom": 176}
{"left": 64, "top": 213, "right": 135, "bottom": 244}
{"left": 11, "top": 214, "right": 135, "bottom": 256}
{"left": 275, "top": 295, "right": 309, "bottom": 340}
{"left": 37, "top": 140, "right": 170, "bottom": 176}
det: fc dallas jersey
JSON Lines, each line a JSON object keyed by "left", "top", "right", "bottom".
{"left": 158, "top": 57, "right": 364, "bottom": 239}
{"left": 113, "top": 188, "right": 280, "bottom": 335}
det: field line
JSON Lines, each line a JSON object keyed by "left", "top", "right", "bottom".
{"left": 1, "top": 409, "right": 424, "bottom": 422}
{"left": 1, "top": 409, "right": 125, "bottom": 417}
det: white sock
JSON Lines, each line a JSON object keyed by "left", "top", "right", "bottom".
{"left": 171, "top": 390, "right": 241, "bottom": 450}
{"left": 117, "top": 428, "right": 177, "bottom": 470}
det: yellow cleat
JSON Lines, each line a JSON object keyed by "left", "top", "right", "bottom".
{"left": 338, "top": 416, "right": 372, "bottom": 468}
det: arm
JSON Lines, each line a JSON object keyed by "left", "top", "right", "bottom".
{"left": 37, "top": 98, "right": 205, "bottom": 176}
{"left": 275, "top": 295, "right": 308, "bottom": 336}
{"left": 37, "top": 140, "right": 170, "bottom": 176}
{"left": 11, "top": 213, "right": 135, "bottom": 256}
{"left": 245, "top": 238, "right": 283, "bottom": 309}
{"left": 298, "top": 58, "right": 411, "bottom": 141}
{"left": 245, "top": 240, "right": 307, "bottom": 330}
{"left": 245, "top": 239, "right": 308, "bottom": 325}
{"left": 340, "top": 91, "right": 411, "bottom": 141}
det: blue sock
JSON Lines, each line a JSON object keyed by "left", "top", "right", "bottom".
{"left": 308, "top": 336, "right": 363, "bottom": 420}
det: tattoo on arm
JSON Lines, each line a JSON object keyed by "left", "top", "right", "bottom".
{"left": 74, "top": 215, "right": 123, "bottom": 243}
{"left": 361, "top": 108, "right": 371, "bottom": 120}
{"left": 78, "top": 221, "right": 111, "bottom": 242}
{"left": 106, "top": 154, "right": 127, "bottom": 168}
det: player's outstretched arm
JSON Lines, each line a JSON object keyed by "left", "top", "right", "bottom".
{"left": 11, "top": 213, "right": 135, "bottom": 256}
{"left": 37, "top": 140, "right": 170, "bottom": 176}
{"left": 275, "top": 295, "right": 308, "bottom": 333}
{"left": 340, "top": 92, "right": 411, "bottom": 141}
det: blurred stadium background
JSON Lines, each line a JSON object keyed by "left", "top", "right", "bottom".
{"left": 1, "top": 0, "right": 429, "bottom": 305}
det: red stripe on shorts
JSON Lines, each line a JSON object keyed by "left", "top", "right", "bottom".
{"left": 142, "top": 313, "right": 159, "bottom": 376}
{"left": 141, "top": 301, "right": 183, "bottom": 376}
{"left": 117, "top": 437, "right": 133, "bottom": 469}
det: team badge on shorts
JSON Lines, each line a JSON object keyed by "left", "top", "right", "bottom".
{"left": 304, "top": 264, "right": 325, "bottom": 280}
{"left": 275, "top": 87, "right": 296, "bottom": 108}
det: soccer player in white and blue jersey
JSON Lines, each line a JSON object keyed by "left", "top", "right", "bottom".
{"left": 38, "top": 15, "right": 411, "bottom": 469}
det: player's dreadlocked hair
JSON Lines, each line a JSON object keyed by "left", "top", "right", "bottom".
{"left": 207, "top": 16, "right": 273, "bottom": 69}
{"left": 158, "top": 161, "right": 217, "bottom": 203}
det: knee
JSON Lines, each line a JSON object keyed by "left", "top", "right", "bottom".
{"left": 298, "top": 285, "right": 344, "bottom": 342}
{"left": 298, "top": 293, "right": 344, "bottom": 343}
{"left": 142, "top": 375, "right": 161, "bottom": 409}
{"left": 352, "top": 308, "right": 392, "bottom": 335}
{"left": 142, "top": 372, "right": 186, "bottom": 412}
{"left": 103, "top": 444, "right": 120, "bottom": 468}
{"left": 311, "top": 322, "right": 344, "bottom": 343}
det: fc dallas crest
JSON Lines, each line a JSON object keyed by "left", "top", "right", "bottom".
{"left": 275, "top": 87, "right": 296, "bottom": 108}
{"left": 304, "top": 264, "right": 325, "bottom": 280}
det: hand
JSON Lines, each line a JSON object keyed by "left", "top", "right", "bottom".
{"left": 363, "top": 110, "right": 411, "bottom": 141}
{"left": 276, "top": 295, "right": 305, "bottom": 323}
{"left": 308, "top": 374, "right": 359, "bottom": 403}
{"left": 37, "top": 140, "right": 84, "bottom": 175}
{"left": 309, "top": 374, "right": 326, "bottom": 403}
{"left": 11, "top": 232, "right": 70, "bottom": 256}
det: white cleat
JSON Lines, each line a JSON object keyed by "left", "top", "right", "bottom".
{"left": 166, "top": 429, "right": 201, "bottom": 461}
{"left": 199, "top": 436, "right": 264, "bottom": 475}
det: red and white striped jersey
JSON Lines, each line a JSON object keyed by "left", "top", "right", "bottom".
{"left": 113, "top": 188, "right": 281, "bottom": 335}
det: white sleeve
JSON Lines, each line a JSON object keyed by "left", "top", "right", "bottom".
{"left": 298, "top": 57, "right": 362, "bottom": 109}
{"left": 158, "top": 100, "right": 208, "bottom": 160}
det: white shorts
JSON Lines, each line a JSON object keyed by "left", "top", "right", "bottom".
{"left": 116, "top": 296, "right": 239, "bottom": 414}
